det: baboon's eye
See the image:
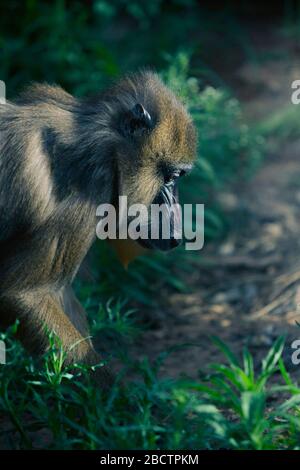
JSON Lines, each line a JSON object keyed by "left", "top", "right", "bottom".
{"left": 161, "top": 163, "right": 192, "bottom": 186}
{"left": 164, "top": 170, "right": 180, "bottom": 186}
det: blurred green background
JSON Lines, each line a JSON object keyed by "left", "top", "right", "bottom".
{"left": 2, "top": 0, "right": 268, "bottom": 304}
{"left": 2, "top": 1, "right": 300, "bottom": 450}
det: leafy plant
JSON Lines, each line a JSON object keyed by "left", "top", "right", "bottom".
{"left": 0, "top": 323, "right": 299, "bottom": 450}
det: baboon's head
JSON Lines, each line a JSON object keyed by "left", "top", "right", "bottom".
{"left": 106, "top": 71, "right": 197, "bottom": 251}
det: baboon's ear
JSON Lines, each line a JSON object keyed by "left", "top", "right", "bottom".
{"left": 122, "top": 103, "right": 152, "bottom": 138}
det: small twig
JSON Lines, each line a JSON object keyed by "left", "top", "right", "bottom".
{"left": 246, "top": 290, "right": 293, "bottom": 321}
{"left": 275, "top": 269, "right": 300, "bottom": 288}
{"left": 268, "top": 269, "right": 300, "bottom": 301}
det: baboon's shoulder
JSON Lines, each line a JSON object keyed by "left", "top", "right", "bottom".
{"left": 16, "top": 83, "right": 76, "bottom": 108}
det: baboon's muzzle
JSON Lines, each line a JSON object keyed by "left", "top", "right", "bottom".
{"left": 136, "top": 184, "right": 182, "bottom": 251}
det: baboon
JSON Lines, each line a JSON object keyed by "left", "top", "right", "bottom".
{"left": 0, "top": 72, "right": 197, "bottom": 386}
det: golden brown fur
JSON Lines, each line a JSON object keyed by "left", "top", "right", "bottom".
{"left": 0, "top": 72, "right": 196, "bottom": 386}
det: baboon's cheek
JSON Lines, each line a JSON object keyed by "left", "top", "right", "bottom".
{"left": 108, "top": 239, "right": 147, "bottom": 268}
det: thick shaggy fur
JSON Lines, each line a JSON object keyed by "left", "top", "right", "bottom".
{"left": 0, "top": 72, "right": 196, "bottom": 386}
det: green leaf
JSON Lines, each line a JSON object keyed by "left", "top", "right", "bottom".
{"left": 243, "top": 347, "right": 255, "bottom": 383}
{"left": 241, "top": 391, "right": 266, "bottom": 429}
{"left": 261, "top": 336, "right": 285, "bottom": 375}
{"left": 210, "top": 336, "right": 239, "bottom": 366}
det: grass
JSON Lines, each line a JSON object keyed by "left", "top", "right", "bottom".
{"left": 1, "top": 48, "right": 294, "bottom": 451}
{"left": 1, "top": 2, "right": 299, "bottom": 450}
{"left": 0, "top": 319, "right": 300, "bottom": 450}
{"left": 0, "top": 48, "right": 275, "bottom": 452}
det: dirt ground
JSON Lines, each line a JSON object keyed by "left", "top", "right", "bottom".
{"left": 132, "top": 32, "right": 300, "bottom": 382}
{"left": 2, "top": 24, "right": 300, "bottom": 451}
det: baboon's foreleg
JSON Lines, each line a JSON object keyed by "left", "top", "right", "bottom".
{"left": 0, "top": 289, "right": 113, "bottom": 388}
